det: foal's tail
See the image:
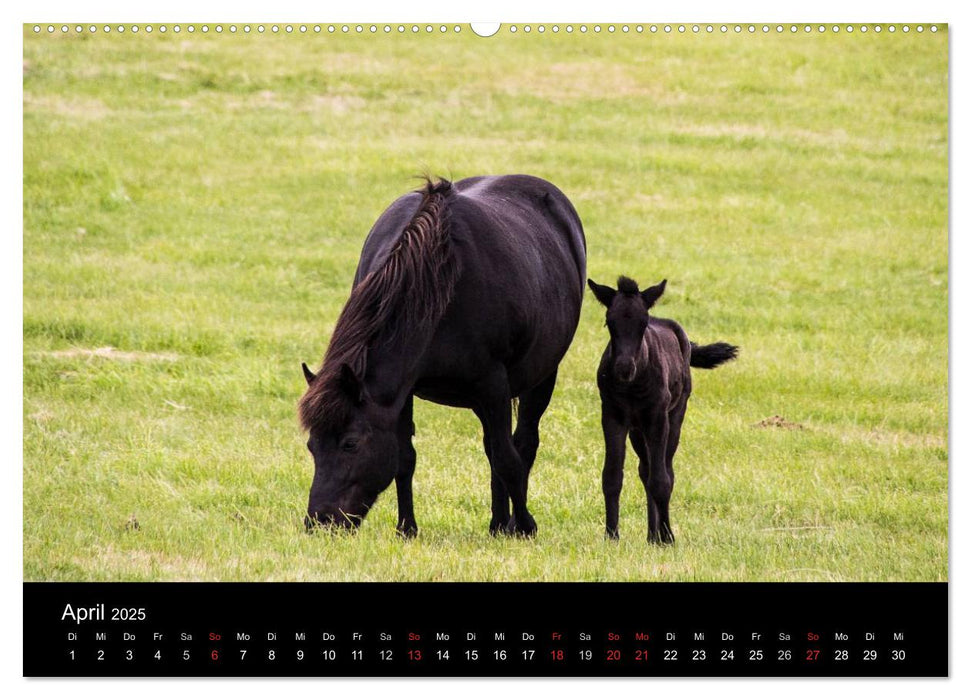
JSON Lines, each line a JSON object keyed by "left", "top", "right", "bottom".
{"left": 689, "top": 341, "right": 739, "bottom": 369}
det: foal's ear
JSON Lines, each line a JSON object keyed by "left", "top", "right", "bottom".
{"left": 301, "top": 362, "right": 317, "bottom": 386}
{"left": 641, "top": 279, "right": 667, "bottom": 308}
{"left": 338, "top": 363, "right": 365, "bottom": 404}
{"left": 587, "top": 279, "right": 617, "bottom": 307}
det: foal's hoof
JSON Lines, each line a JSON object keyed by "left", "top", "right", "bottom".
{"left": 508, "top": 513, "right": 537, "bottom": 538}
{"left": 605, "top": 528, "right": 620, "bottom": 541}
{"left": 396, "top": 521, "right": 419, "bottom": 539}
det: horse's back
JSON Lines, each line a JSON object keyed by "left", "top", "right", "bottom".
{"left": 446, "top": 176, "right": 586, "bottom": 324}
{"left": 394, "top": 175, "right": 587, "bottom": 399}
{"left": 351, "top": 176, "right": 586, "bottom": 400}
{"left": 451, "top": 175, "right": 586, "bottom": 289}
{"left": 355, "top": 175, "right": 585, "bottom": 287}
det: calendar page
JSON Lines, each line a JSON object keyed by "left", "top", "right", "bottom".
{"left": 22, "top": 19, "right": 948, "bottom": 678}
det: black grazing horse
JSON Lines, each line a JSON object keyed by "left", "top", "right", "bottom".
{"left": 300, "top": 175, "right": 586, "bottom": 537}
{"left": 587, "top": 276, "right": 737, "bottom": 544}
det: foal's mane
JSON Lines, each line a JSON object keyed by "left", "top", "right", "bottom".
{"left": 299, "top": 177, "right": 458, "bottom": 431}
{"left": 617, "top": 276, "right": 640, "bottom": 295}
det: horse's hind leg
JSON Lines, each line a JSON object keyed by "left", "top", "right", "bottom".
{"left": 394, "top": 394, "right": 419, "bottom": 538}
{"left": 474, "top": 413, "right": 511, "bottom": 536}
{"left": 489, "top": 469, "right": 511, "bottom": 535}
{"left": 475, "top": 367, "right": 537, "bottom": 537}
{"left": 513, "top": 369, "right": 558, "bottom": 497}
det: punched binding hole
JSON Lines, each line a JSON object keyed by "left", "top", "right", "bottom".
{"left": 470, "top": 23, "right": 500, "bottom": 37}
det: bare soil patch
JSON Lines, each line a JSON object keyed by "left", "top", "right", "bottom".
{"left": 755, "top": 415, "right": 804, "bottom": 430}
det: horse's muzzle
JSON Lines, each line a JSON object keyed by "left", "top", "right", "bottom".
{"left": 305, "top": 508, "right": 361, "bottom": 532}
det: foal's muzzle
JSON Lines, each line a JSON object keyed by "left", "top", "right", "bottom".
{"left": 614, "top": 358, "right": 637, "bottom": 383}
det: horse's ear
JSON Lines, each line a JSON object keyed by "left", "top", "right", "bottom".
{"left": 587, "top": 279, "right": 617, "bottom": 308}
{"left": 338, "top": 363, "right": 365, "bottom": 404}
{"left": 301, "top": 362, "right": 317, "bottom": 386}
{"left": 641, "top": 279, "right": 667, "bottom": 309}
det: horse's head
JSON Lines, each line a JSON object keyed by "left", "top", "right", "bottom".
{"left": 588, "top": 276, "right": 666, "bottom": 383}
{"left": 299, "top": 362, "right": 399, "bottom": 531}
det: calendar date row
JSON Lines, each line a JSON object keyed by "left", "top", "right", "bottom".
{"left": 66, "top": 644, "right": 909, "bottom": 665}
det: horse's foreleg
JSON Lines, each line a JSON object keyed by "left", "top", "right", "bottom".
{"left": 394, "top": 395, "right": 419, "bottom": 538}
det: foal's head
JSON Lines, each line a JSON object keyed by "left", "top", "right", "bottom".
{"left": 588, "top": 276, "right": 667, "bottom": 383}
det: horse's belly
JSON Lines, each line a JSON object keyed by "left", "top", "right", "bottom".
{"left": 413, "top": 378, "right": 479, "bottom": 408}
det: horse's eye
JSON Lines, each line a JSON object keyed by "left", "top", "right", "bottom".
{"left": 340, "top": 437, "right": 359, "bottom": 453}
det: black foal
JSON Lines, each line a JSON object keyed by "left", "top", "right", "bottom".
{"left": 588, "top": 276, "right": 737, "bottom": 544}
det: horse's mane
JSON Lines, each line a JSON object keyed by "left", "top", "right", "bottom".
{"left": 299, "top": 177, "right": 458, "bottom": 432}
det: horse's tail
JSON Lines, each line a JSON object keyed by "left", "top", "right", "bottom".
{"left": 689, "top": 341, "right": 738, "bottom": 369}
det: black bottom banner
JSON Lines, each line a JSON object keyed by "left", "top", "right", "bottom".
{"left": 24, "top": 582, "right": 947, "bottom": 677}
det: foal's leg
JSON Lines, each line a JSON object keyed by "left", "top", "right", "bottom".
{"left": 475, "top": 367, "right": 537, "bottom": 537}
{"left": 629, "top": 429, "right": 656, "bottom": 537}
{"left": 659, "top": 400, "right": 686, "bottom": 544}
{"left": 601, "top": 409, "right": 628, "bottom": 540}
{"left": 394, "top": 394, "right": 419, "bottom": 538}
{"left": 634, "top": 413, "right": 674, "bottom": 545}
{"left": 513, "top": 369, "right": 558, "bottom": 497}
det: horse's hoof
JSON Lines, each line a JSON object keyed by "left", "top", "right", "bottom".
{"left": 508, "top": 513, "right": 537, "bottom": 538}
{"left": 605, "top": 528, "right": 620, "bottom": 541}
{"left": 648, "top": 531, "right": 676, "bottom": 546}
{"left": 489, "top": 515, "right": 514, "bottom": 536}
{"left": 396, "top": 522, "right": 419, "bottom": 539}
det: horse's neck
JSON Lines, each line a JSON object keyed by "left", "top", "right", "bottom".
{"left": 363, "top": 331, "right": 434, "bottom": 413}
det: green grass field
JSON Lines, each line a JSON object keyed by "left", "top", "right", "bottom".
{"left": 23, "top": 25, "right": 948, "bottom": 581}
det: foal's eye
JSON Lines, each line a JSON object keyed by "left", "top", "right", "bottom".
{"left": 339, "top": 437, "right": 359, "bottom": 453}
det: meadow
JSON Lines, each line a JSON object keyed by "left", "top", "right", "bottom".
{"left": 23, "top": 24, "right": 948, "bottom": 581}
